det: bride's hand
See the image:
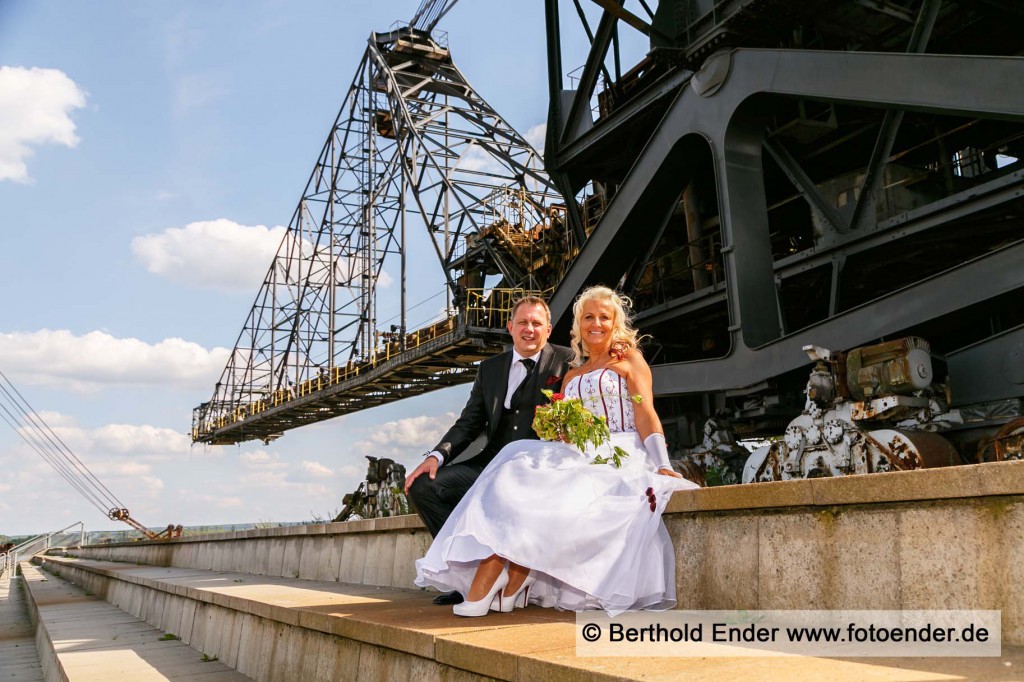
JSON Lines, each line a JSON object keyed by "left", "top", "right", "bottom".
{"left": 657, "top": 467, "right": 682, "bottom": 478}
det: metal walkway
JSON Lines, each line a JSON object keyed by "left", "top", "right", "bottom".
{"left": 193, "top": 288, "right": 529, "bottom": 445}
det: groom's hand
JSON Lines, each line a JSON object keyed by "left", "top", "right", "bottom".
{"left": 404, "top": 455, "right": 440, "bottom": 493}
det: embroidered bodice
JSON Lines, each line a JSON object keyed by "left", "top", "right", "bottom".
{"left": 564, "top": 368, "right": 636, "bottom": 433}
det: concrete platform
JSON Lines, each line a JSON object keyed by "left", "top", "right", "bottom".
{"left": 0, "top": 573, "right": 44, "bottom": 682}
{"left": 71, "top": 460, "right": 1024, "bottom": 645}
{"left": 19, "top": 562, "right": 250, "bottom": 681}
{"left": 35, "top": 555, "right": 1024, "bottom": 682}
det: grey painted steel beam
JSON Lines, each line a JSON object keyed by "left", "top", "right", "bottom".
{"left": 552, "top": 67, "right": 692, "bottom": 171}
{"left": 948, "top": 325, "right": 1024, "bottom": 406}
{"left": 560, "top": 8, "right": 616, "bottom": 146}
{"left": 763, "top": 135, "right": 849, "bottom": 235}
{"left": 654, "top": 239, "right": 1024, "bottom": 395}
{"left": 550, "top": 48, "right": 1024, "bottom": 352}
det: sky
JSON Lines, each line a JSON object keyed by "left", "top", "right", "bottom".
{"left": 0, "top": 1, "right": 649, "bottom": 536}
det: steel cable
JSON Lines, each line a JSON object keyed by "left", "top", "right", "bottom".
{"left": 0, "top": 369, "right": 126, "bottom": 516}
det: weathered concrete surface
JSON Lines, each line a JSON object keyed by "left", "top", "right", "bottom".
{"left": 38, "top": 555, "right": 1024, "bottom": 682}
{"left": 71, "top": 518, "right": 431, "bottom": 592}
{"left": 68, "top": 460, "right": 1024, "bottom": 647}
{"left": 20, "top": 562, "right": 250, "bottom": 681}
{"left": 665, "top": 495, "right": 1024, "bottom": 643}
{"left": 0, "top": 573, "right": 44, "bottom": 682}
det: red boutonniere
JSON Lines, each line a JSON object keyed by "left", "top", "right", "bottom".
{"left": 545, "top": 374, "right": 562, "bottom": 387}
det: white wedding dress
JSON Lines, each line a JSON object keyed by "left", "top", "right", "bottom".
{"left": 415, "top": 368, "right": 699, "bottom": 616}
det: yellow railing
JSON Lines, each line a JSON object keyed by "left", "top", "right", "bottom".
{"left": 198, "top": 287, "right": 549, "bottom": 435}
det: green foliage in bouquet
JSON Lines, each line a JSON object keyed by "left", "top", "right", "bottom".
{"left": 533, "top": 389, "right": 632, "bottom": 468}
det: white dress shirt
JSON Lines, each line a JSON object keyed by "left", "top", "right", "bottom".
{"left": 429, "top": 349, "right": 540, "bottom": 466}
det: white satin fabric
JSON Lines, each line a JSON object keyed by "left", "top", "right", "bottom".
{"left": 414, "top": 368, "right": 699, "bottom": 616}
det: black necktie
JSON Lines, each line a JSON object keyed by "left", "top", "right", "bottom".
{"left": 509, "top": 357, "right": 537, "bottom": 407}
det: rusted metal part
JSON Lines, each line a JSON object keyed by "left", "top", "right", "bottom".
{"left": 850, "top": 395, "right": 930, "bottom": 422}
{"left": 674, "top": 419, "right": 746, "bottom": 486}
{"left": 846, "top": 337, "right": 933, "bottom": 400}
{"left": 334, "top": 456, "right": 411, "bottom": 522}
{"left": 673, "top": 459, "right": 708, "bottom": 487}
{"left": 864, "top": 429, "right": 957, "bottom": 471}
{"left": 746, "top": 337, "right": 958, "bottom": 482}
{"left": 994, "top": 417, "right": 1024, "bottom": 461}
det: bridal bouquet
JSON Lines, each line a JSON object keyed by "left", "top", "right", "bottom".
{"left": 533, "top": 389, "right": 640, "bottom": 468}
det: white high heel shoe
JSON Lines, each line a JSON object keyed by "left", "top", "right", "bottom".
{"left": 453, "top": 568, "right": 509, "bottom": 617}
{"left": 499, "top": 573, "right": 536, "bottom": 613}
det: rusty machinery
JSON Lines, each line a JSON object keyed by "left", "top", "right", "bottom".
{"left": 107, "top": 508, "right": 183, "bottom": 541}
{"left": 543, "top": 1, "right": 1024, "bottom": 479}
{"left": 740, "top": 337, "right": 966, "bottom": 481}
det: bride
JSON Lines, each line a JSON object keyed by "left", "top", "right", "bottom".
{"left": 415, "top": 286, "right": 699, "bottom": 617}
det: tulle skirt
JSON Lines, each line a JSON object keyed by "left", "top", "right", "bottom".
{"left": 414, "top": 433, "right": 699, "bottom": 616}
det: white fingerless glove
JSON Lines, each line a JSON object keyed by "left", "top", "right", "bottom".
{"left": 643, "top": 432, "right": 673, "bottom": 471}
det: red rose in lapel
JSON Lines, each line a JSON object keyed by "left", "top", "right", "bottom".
{"left": 545, "top": 374, "right": 562, "bottom": 387}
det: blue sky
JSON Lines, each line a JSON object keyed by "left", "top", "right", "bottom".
{"left": 0, "top": 1, "right": 639, "bottom": 535}
{"left": 0, "top": 0, "right": 643, "bottom": 532}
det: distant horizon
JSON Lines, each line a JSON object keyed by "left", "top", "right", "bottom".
{"left": 1, "top": 518, "right": 352, "bottom": 543}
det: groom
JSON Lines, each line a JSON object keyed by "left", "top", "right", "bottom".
{"left": 404, "top": 295, "right": 573, "bottom": 604}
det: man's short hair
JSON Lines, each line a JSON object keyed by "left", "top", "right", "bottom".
{"left": 510, "top": 295, "right": 551, "bottom": 323}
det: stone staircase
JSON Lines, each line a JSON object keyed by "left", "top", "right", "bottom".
{"left": 12, "top": 459, "right": 1024, "bottom": 680}
{"left": 0, "top": 571, "right": 44, "bottom": 682}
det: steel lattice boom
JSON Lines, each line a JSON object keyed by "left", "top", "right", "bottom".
{"left": 193, "top": 22, "right": 567, "bottom": 446}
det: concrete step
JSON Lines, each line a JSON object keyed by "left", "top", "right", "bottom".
{"left": 0, "top": 573, "right": 45, "bottom": 682}
{"left": 35, "top": 555, "right": 1024, "bottom": 682}
{"left": 19, "top": 562, "right": 250, "bottom": 681}
{"left": 68, "top": 460, "right": 1024, "bottom": 647}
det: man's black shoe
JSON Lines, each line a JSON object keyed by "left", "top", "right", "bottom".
{"left": 432, "top": 590, "right": 464, "bottom": 605}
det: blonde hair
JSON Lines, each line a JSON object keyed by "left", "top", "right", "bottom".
{"left": 569, "top": 286, "right": 641, "bottom": 367}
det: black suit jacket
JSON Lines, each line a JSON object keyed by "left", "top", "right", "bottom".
{"left": 432, "top": 343, "right": 574, "bottom": 465}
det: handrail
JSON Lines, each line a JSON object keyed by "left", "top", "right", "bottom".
{"left": 193, "top": 286, "right": 549, "bottom": 440}
{"left": 1, "top": 521, "right": 85, "bottom": 578}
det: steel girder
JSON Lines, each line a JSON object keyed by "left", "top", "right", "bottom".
{"left": 546, "top": 47, "right": 1024, "bottom": 394}
{"left": 193, "top": 27, "right": 557, "bottom": 443}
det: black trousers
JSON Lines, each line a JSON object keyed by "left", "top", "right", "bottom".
{"left": 408, "top": 460, "right": 487, "bottom": 538}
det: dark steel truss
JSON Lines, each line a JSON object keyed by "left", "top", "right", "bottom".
{"left": 544, "top": 0, "right": 1024, "bottom": 441}
{"left": 193, "top": 23, "right": 558, "bottom": 445}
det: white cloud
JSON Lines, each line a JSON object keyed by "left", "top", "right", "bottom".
{"left": 131, "top": 219, "right": 287, "bottom": 294}
{"left": 173, "top": 70, "right": 227, "bottom": 115}
{"left": 179, "top": 491, "right": 243, "bottom": 510}
{"left": 456, "top": 142, "right": 503, "bottom": 174}
{"left": 299, "top": 460, "right": 334, "bottom": 478}
{"left": 524, "top": 122, "right": 546, "bottom": 154}
{"left": 11, "top": 416, "right": 190, "bottom": 462}
{"left": 282, "top": 459, "right": 337, "bottom": 485}
{"left": 0, "top": 418, "right": 170, "bottom": 519}
{"left": 353, "top": 412, "right": 456, "bottom": 458}
{"left": 131, "top": 218, "right": 393, "bottom": 294}
{"left": 0, "top": 329, "right": 229, "bottom": 392}
{"left": 89, "top": 460, "right": 153, "bottom": 477}
{"left": 0, "top": 66, "right": 87, "bottom": 183}
{"left": 238, "top": 450, "right": 287, "bottom": 470}
{"left": 90, "top": 424, "right": 191, "bottom": 456}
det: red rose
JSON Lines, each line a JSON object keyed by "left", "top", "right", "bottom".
{"left": 545, "top": 374, "right": 562, "bottom": 387}
{"left": 551, "top": 392, "right": 565, "bottom": 402}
